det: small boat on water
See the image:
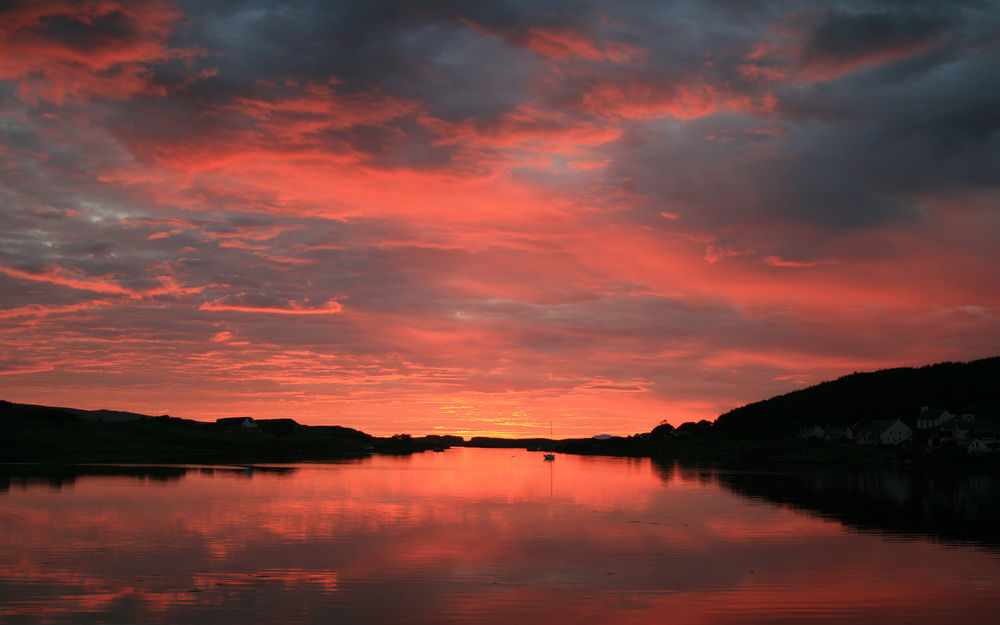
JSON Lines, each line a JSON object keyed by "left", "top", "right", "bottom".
{"left": 543, "top": 454, "right": 555, "bottom": 461}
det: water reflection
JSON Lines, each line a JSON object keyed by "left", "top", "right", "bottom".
{"left": 0, "top": 464, "right": 299, "bottom": 492}
{"left": 707, "top": 463, "right": 1000, "bottom": 550}
{"left": 1, "top": 450, "right": 997, "bottom": 624}
{"left": 1, "top": 464, "right": 189, "bottom": 491}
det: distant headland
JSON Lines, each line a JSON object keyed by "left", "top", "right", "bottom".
{"left": 2, "top": 357, "right": 997, "bottom": 466}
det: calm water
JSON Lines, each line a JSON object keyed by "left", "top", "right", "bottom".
{"left": 1, "top": 448, "right": 997, "bottom": 624}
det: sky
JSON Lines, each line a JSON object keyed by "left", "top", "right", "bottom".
{"left": 0, "top": 0, "right": 997, "bottom": 438}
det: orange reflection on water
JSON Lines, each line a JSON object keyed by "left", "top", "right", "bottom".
{"left": 1, "top": 449, "right": 997, "bottom": 624}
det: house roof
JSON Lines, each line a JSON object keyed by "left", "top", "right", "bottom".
{"left": 216, "top": 416, "right": 253, "bottom": 424}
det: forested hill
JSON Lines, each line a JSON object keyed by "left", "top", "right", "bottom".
{"left": 712, "top": 357, "right": 1000, "bottom": 438}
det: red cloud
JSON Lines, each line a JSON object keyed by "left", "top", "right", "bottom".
{"left": 579, "top": 79, "right": 774, "bottom": 121}
{"left": 210, "top": 330, "right": 233, "bottom": 342}
{"left": 427, "top": 104, "right": 621, "bottom": 152}
{"left": 0, "top": 301, "right": 112, "bottom": 321}
{"left": 798, "top": 40, "right": 940, "bottom": 82}
{"left": 738, "top": 12, "right": 944, "bottom": 86}
{"left": 762, "top": 255, "right": 839, "bottom": 268}
{"left": 233, "top": 80, "right": 419, "bottom": 139}
{"left": 520, "top": 26, "right": 606, "bottom": 61}
{"left": 0, "top": 263, "right": 133, "bottom": 295}
{"left": 463, "top": 20, "right": 644, "bottom": 64}
{"left": 0, "top": 264, "right": 199, "bottom": 298}
{"left": 0, "top": 0, "right": 195, "bottom": 103}
{"left": 199, "top": 298, "right": 343, "bottom": 315}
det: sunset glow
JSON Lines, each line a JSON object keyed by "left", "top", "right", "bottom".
{"left": 1, "top": 1, "right": 997, "bottom": 436}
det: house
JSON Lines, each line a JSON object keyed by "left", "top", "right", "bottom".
{"left": 941, "top": 420, "right": 970, "bottom": 442}
{"left": 966, "top": 439, "right": 991, "bottom": 455}
{"left": 858, "top": 419, "right": 912, "bottom": 445}
{"left": 216, "top": 417, "right": 258, "bottom": 430}
{"left": 916, "top": 408, "right": 954, "bottom": 430}
{"left": 823, "top": 424, "right": 854, "bottom": 441}
{"left": 799, "top": 425, "right": 826, "bottom": 440}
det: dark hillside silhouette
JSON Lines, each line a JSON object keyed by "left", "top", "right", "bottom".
{"left": 713, "top": 357, "right": 999, "bottom": 437}
{"left": 0, "top": 401, "right": 459, "bottom": 463}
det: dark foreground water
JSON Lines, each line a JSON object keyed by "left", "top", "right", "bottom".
{"left": 1, "top": 448, "right": 997, "bottom": 624}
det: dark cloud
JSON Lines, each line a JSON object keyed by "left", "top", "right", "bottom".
{"left": 801, "top": 8, "right": 952, "bottom": 66}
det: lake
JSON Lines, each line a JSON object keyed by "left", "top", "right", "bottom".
{"left": 1, "top": 448, "right": 997, "bottom": 624}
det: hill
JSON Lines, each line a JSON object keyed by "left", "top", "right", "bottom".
{"left": 0, "top": 402, "right": 162, "bottom": 423}
{"left": 0, "top": 401, "right": 459, "bottom": 463}
{"left": 712, "top": 357, "right": 999, "bottom": 437}
{"left": 544, "top": 357, "right": 999, "bottom": 465}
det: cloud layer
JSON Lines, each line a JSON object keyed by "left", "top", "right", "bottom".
{"left": 1, "top": 0, "right": 997, "bottom": 436}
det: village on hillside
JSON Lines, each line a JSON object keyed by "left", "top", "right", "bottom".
{"left": 798, "top": 407, "right": 998, "bottom": 455}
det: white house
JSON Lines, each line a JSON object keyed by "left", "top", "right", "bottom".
{"left": 859, "top": 419, "right": 912, "bottom": 445}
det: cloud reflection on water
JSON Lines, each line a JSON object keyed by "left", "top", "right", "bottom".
{"left": 1, "top": 449, "right": 997, "bottom": 624}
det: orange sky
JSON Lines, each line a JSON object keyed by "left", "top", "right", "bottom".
{"left": 0, "top": 1, "right": 997, "bottom": 437}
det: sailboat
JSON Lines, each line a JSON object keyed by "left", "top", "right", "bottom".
{"left": 543, "top": 419, "right": 555, "bottom": 460}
